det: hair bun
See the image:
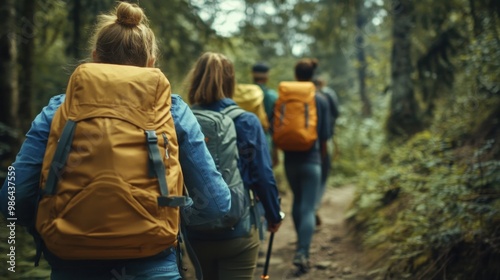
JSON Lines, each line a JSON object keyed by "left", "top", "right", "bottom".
{"left": 116, "top": 2, "right": 144, "bottom": 27}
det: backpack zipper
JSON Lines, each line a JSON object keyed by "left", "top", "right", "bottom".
{"left": 162, "top": 133, "right": 169, "bottom": 159}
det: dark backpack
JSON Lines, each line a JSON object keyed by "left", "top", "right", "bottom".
{"left": 317, "top": 87, "right": 340, "bottom": 140}
{"left": 189, "top": 105, "right": 250, "bottom": 231}
{"left": 320, "top": 88, "right": 340, "bottom": 125}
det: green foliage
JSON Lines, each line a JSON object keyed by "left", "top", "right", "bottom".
{"left": 331, "top": 93, "right": 390, "bottom": 186}
{"left": 348, "top": 123, "right": 500, "bottom": 278}
{"left": 0, "top": 219, "right": 52, "bottom": 279}
{"left": 0, "top": 123, "right": 16, "bottom": 160}
{"left": 346, "top": 71, "right": 500, "bottom": 279}
{"left": 342, "top": 1, "right": 500, "bottom": 278}
{"left": 0, "top": 122, "right": 19, "bottom": 181}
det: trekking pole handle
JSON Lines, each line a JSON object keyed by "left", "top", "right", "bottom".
{"left": 279, "top": 211, "right": 285, "bottom": 220}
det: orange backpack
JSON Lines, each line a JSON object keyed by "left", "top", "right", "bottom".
{"left": 36, "top": 63, "right": 187, "bottom": 260}
{"left": 234, "top": 84, "right": 270, "bottom": 131}
{"left": 272, "top": 81, "right": 318, "bottom": 151}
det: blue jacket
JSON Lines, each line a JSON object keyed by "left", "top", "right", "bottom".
{"left": 0, "top": 93, "right": 231, "bottom": 267}
{"left": 188, "top": 98, "right": 282, "bottom": 240}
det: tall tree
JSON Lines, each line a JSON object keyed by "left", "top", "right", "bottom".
{"left": 303, "top": 0, "right": 363, "bottom": 103}
{"left": 0, "top": 0, "right": 19, "bottom": 160}
{"left": 140, "top": 0, "right": 218, "bottom": 86}
{"left": 386, "top": 0, "right": 422, "bottom": 138}
{"left": 65, "top": 0, "right": 114, "bottom": 60}
{"left": 355, "top": 0, "right": 372, "bottom": 117}
{"left": 17, "top": 0, "right": 36, "bottom": 133}
{"left": 70, "top": 0, "right": 82, "bottom": 59}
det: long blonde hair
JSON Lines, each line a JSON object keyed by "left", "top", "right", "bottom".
{"left": 88, "top": 2, "right": 159, "bottom": 67}
{"left": 186, "top": 52, "right": 235, "bottom": 105}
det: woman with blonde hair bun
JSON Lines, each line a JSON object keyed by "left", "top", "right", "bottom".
{"left": 0, "top": 2, "right": 231, "bottom": 280}
{"left": 89, "top": 1, "right": 158, "bottom": 67}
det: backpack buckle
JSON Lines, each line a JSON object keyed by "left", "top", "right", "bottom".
{"left": 145, "top": 130, "right": 158, "bottom": 143}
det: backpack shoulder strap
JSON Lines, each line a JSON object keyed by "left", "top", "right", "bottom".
{"left": 221, "top": 105, "right": 246, "bottom": 120}
{"left": 44, "top": 119, "right": 77, "bottom": 195}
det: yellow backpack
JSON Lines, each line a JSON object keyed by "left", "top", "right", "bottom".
{"left": 36, "top": 63, "right": 187, "bottom": 260}
{"left": 273, "top": 81, "right": 318, "bottom": 151}
{"left": 234, "top": 84, "right": 269, "bottom": 131}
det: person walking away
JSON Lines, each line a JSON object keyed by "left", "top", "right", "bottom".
{"left": 249, "top": 62, "right": 280, "bottom": 256}
{"left": 271, "top": 58, "right": 330, "bottom": 275}
{"left": 313, "top": 75, "right": 340, "bottom": 227}
{"left": 184, "top": 52, "right": 283, "bottom": 280}
{"left": 0, "top": 3, "right": 230, "bottom": 280}
{"left": 252, "top": 62, "right": 279, "bottom": 167}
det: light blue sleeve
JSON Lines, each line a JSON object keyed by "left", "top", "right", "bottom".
{"left": 170, "top": 95, "right": 231, "bottom": 225}
{"left": 0, "top": 94, "right": 65, "bottom": 227}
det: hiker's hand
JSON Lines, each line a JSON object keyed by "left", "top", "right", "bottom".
{"left": 268, "top": 221, "right": 282, "bottom": 233}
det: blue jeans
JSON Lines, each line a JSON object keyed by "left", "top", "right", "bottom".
{"left": 50, "top": 248, "right": 181, "bottom": 280}
{"left": 284, "top": 161, "right": 321, "bottom": 258}
{"left": 316, "top": 148, "right": 332, "bottom": 211}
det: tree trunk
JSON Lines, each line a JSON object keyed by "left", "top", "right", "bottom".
{"left": 468, "top": 0, "right": 482, "bottom": 37}
{"left": 356, "top": 0, "right": 372, "bottom": 117}
{"left": 71, "top": 0, "right": 82, "bottom": 59}
{"left": 0, "top": 0, "right": 20, "bottom": 162}
{"left": 17, "top": 0, "right": 36, "bottom": 133}
{"left": 387, "top": 0, "right": 422, "bottom": 138}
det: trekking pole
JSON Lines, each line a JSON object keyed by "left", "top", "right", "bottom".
{"left": 261, "top": 211, "right": 285, "bottom": 280}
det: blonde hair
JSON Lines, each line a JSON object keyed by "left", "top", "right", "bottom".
{"left": 89, "top": 2, "right": 159, "bottom": 67}
{"left": 186, "top": 52, "right": 235, "bottom": 105}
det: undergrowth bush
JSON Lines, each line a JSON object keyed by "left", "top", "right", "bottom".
{"left": 346, "top": 93, "right": 500, "bottom": 279}
{"left": 342, "top": 18, "right": 500, "bottom": 278}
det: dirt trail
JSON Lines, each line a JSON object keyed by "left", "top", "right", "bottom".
{"left": 182, "top": 184, "right": 370, "bottom": 280}
{"left": 254, "top": 184, "right": 370, "bottom": 280}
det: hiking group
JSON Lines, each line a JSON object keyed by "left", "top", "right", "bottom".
{"left": 0, "top": 2, "right": 339, "bottom": 280}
